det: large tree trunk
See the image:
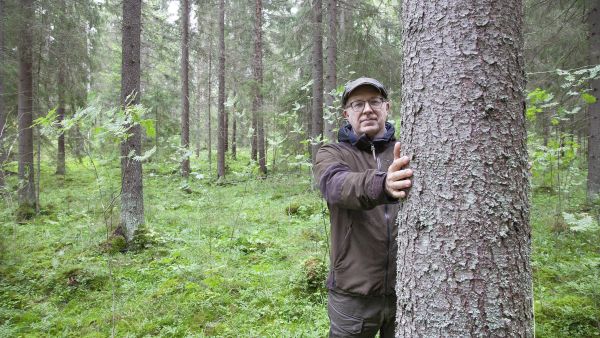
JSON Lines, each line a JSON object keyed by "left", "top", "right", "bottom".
{"left": 180, "top": 0, "right": 190, "bottom": 177}
{"left": 253, "top": 0, "right": 267, "bottom": 176}
{"left": 397, "top": 1, "right": 533, "bottom": 336}
{"left": 0, "top": 0, "right": 6, "bottom": 188}
{"left": 217, "top": 0, "right": 226, "bottom": 178}
{"left": 56, "top": 65, "right": 66, "bottom": 175}
{"left": 588, "top": 2, "right": 600, "bottom": 199}
{"left": 120, "top": 0, "right": 144, "bottom": 242}
{"left": 17, "top": 0, "right": 36, "bottom": 213}
{"left": 324, "top": 0, "right": 337, "bottom": 143}
{"left": 310, "top": 0, "right": 324, "bottom": 164}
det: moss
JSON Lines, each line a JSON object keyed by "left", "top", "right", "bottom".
{"left": 100, "top": 233, "right": 127, "bottom": 254}
{"left": 128, "top": 225, "right": 163, "bottom": 251}
{"left": 15, "top": 203, "right": 35, "bottom": 222}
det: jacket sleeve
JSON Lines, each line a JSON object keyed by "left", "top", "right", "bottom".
{"left": 314, "top": 144, "right": 397, "bottom": 210}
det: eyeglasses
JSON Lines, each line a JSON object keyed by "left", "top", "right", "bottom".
{"left": 346, "top": 97, "right": 387, "bottom": 113}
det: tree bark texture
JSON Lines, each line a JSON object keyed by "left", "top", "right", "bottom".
{"left": 56, "top": 65, "right": 66, "bottom": 175}
{"left": 311, "top": 0, "right": 324, "bottom": 164}
{"left": 0, "top": 0, "right": 6, "bottom": 188}
{"left": 180, "top": 0, "right": 190, "bottom": 177}
{"left": 324, "top": 0, "right": 337, "bottom": 143}
{"left": 253, "top": 0, "right": 267, "bottom": 176}
{"left": 120, "top": 0, "right": 144, "bottom": 242}
{"left": 397, "top": 1, "right": 533, "bottom": 336}
{"left": 588, "top": 2, "right": 600, "bottom": 199}
{"left": 17, "top": 0, "right": 36, "bottom": 210}
{"left": 217, "top": 0, "right": 226, "bottom": 178}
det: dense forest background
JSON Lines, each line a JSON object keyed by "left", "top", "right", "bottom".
{"left": 0, "top": 0, "right": 599, "bottom": 336}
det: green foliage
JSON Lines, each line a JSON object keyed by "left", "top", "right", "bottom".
{"left": 532, "top": 191, "right": 600, "bottom": 338}
{"left": 0, "top": 153, "right": 329, "bottom": 336}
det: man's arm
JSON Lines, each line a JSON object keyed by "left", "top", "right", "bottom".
{"left": 315, "top": 143, "right": 412, "bottom": 210}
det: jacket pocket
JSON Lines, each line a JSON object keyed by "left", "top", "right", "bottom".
{"left": 333, "top": 223, "right": 352, "bottom": 271}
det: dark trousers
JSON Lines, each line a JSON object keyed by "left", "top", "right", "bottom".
{"left": 328, "top": 289, "right": 396, "bottom": 338}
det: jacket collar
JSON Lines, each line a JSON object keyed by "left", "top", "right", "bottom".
{"left": 338, "top": 122, "right": 396, "bottom": 152}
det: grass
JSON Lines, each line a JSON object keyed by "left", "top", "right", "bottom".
{"left": 1, "top": 148, "right": 599, "bottom": 337}
{"left": 1, "top": 150, "right": 330, "bottom": 337}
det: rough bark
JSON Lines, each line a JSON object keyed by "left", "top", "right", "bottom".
{"left": 17, "top": 0, "right": 36, "bottom": 211}
{"left": 397, "top": 1, "right": 533, "bottom": 336}
{"left": 180, "top": 0, "right": 190, "bottom": 177}
{"left": 324, "top": 0, "right": 337, "bottom": 143}
{"left": 588, "top": 2, "right": 600, "bottom": 199}
{"left": 0, "top": 0, "right": 6, "bottom": 188}
{"left": 253, "top": 0, "right": 267, "bottom": 175}
{"left": 311, "top": 0, "right": 324, "bottom": 164}
{"left": 120, "top": 0, "right": 144, "bottom": 242}
{"left": 217, "top": 0, "right": 226, "bottom": 178}
{"left": 56, "top": 65, "right": 66, "bottom": 175}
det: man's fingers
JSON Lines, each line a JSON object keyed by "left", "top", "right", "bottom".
{"left": 393, "top": 142, "right": 401, "bottom": 161}
{"left": 389, "top": 156, "right": 410, "bottom": 172}
{"left": 387, "top": 179, "right": 412, "bottom": 190}
{"left": 388, "top": 169, "right": 413, "bottom": 181}
{"left": 387, "top": 189, "right": 406, "bottom": 199}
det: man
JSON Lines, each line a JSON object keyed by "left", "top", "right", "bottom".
{"left": 314, "top": 77, "right": 413, "bottom": 337}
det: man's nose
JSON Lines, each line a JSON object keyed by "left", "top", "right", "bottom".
{"left": 362, "top": 101, "right": 375, "bottom": 115}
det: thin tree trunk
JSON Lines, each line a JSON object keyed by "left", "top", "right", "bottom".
{"left": 180, "top": 0, "right": 190, "bottom": 177}
{"left": 232, "top": 99, "right": 237, "bottom": 160}
{"left": 588, "top": 2, "right": 600, "bottom": 199}
{"left": 258, "top": 115, "right": 266, "bottom": 175}
{"left": 224, "top": 101, "right": 228, "bottom": 153}
{"left": 311, "top": 0, "right": 324, "bottom": 164}
{"left": 207, "top": 47, "right": 213, "bottom": 173}
{"left": 252, "top": 107, "right": 258, "bottom": 161}
{"left": 56, "top": 65, "right": 66, "bottom": 175}
{"left": 324, "top": 0, "right": 337, "bottom": 143}
{"left": 120, "top": 0, "right": 144, "bottom": 242}
{"left": 195, "top": 64, "right": 201, "bottom": 158}
{"left": 253, "top": 0, "right": 267, "bottom": 176}
{"left": 397, "top": 1, "right": 533, "bottom": 336}
{"left": 17, "top": 0, "right": 36, "bottom": 215}
{"left": 217, "top": 0, "right": 226, "bottom": 178}
{"left": 0, "top": 0, "right": 6, "bottom": 188}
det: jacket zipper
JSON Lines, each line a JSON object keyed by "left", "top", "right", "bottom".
{"left": 372, "top": 142, "right": 391, "bottom": 295}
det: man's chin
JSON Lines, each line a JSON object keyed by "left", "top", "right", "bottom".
{"left": 359, "top": 127, "right": 380, "bottom": 138}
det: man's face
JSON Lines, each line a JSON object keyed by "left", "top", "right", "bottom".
{"left": 343, "top": 86, "right": 390, "bottom": 139}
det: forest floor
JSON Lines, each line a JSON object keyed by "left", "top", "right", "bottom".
{"left": 0, "top": 151, "right": 599, "bottom": 337}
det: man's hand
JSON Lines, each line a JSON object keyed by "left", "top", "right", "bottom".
{"left": 385, "top": 142, "right": 413, "bottom": 199}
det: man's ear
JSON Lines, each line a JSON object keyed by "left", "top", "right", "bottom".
{"left": 343, "top": 110, "right": 349, "bottom": 119}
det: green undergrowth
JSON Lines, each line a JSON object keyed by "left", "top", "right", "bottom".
{"left": 1, "top": 149, "right": 599, "bottom": 337}
{"left": 531, "top": 191, "right": 600, "bottom": 337}
{"left": 0, "top": 151, "right": 329, "bottom": 337}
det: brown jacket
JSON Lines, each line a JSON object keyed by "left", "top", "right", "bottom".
{"left": 315, "top": 122, "right": 399, "bottom": 296}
